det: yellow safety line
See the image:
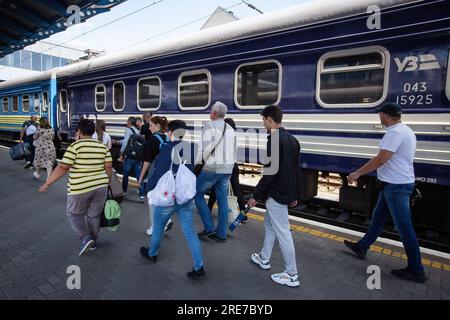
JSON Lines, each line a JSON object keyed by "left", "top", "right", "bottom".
{"left": 247, "top": 212, "right": 450, "bottom": 272}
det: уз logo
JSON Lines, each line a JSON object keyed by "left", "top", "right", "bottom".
{"left": 394, "top": 54, "right": 440, "bottom": 72}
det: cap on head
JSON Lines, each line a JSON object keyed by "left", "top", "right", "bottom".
{"left": 376, "top": 103, "right": 402, "bottom": 117}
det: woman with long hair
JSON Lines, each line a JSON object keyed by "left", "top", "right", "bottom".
{"left": 92, "top": 120, "right": 112, "bottom": 149}
{"left": 138, "top": 116, "right": 174, "bottom": 236}
{"left": 32, "top": 117, "right": 56, "bottom": 181}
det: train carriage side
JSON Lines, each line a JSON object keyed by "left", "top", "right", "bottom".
{"left": 57, "top": 0, "right": 450, "bottom": 236}
{"left": 0, "top": 79, "right": 53, "bottom": 141}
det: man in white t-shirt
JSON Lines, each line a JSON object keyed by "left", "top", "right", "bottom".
{"left": 343, "top": 103, "right": 426, "bottom": 283}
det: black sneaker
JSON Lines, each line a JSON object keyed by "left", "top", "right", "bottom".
{"left": 391, "top": 268, "right": 427, "bottom": 283}
{"left": 24, "top": 161, "right": 32, "bottom": 169}
{"left": 197, "top": 230, "right": 215, "bottom": 237}
{"left": 187, "top": 266, "right": 205, "bottom": 280}
{"left": 208, "top": 234, "right": 226, "bottom": 243}
{"left": 344, "top": 240, "right": 366, "bottom": 259}
{"left": 140, "top": 247, "right": 157, "bottom": 263}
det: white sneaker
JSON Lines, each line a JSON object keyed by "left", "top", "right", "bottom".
{"left": 164, "top": 220, "right": 173, "bottom": 232}
{"left": 146, "top": 226, "right": 153, "bottom": 236}
{"left": 271, "top": 271, "right": 300, "bottom": 287}
{"left": 251, "top": 252, "right": 271, "bottom": 270}
{"left": 33, "top": 172, "right": 41, "bottom": 179}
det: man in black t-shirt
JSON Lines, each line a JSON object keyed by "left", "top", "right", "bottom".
{"left": 140, "top": 112, "right": 152, "bottom": 140}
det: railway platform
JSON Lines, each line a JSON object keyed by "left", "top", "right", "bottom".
{"left": 1, "top": 148, "right": 450, "bottom": 301}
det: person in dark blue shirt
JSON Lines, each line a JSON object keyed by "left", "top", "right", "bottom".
{"left": 140, "top": 120, "right": 206, "bottom": 280}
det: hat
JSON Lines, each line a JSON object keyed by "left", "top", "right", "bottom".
{"left": 376, "top": 103, "right": 402, "bottom": 117}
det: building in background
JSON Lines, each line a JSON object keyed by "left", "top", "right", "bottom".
{"left": 201, "top": 6, "right": 239, "bottom": 29}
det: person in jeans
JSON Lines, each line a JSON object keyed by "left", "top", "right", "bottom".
{"left": 119, "top": 116, "right": 145, "bottom": 202}
{"left": 140, "top": 120, "right": 205, "bottom": 280}
{"left": 248, "top": 105, "right": 301, "bottom": 288}
{"left": 207, "top": 118, "right": 246, "bottom": 219}
{"left": 344, "top": 103, "right": 427, "bottom": 283}
{"left": 20, "top": 115, "right": 38, "bottom": 169}
{"left": 138, "top": 116, "right": 174, "bottom": 236}
{"left": 39, "top": 119, "right": 112, "bottom": 256}
{"left": 195, "top": 101, "right": 236, "bottom": 243}
{"left": 136, "top": 117, "right": 143, "bottom": 131}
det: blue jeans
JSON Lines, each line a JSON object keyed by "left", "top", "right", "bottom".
{"left": 122, "top": 157, "right": 144, "bottom": 197}
{"left": 194, "top": 172, "right": 230, "bottom": 239}
{"left": 24, "top": 136, "right": 35, "bottom": 164}
{"left": 148, "top": 200, "right": 204, "bottom": 271}
{"left": 357, "top": 183, "right": 424, "bottom": 273}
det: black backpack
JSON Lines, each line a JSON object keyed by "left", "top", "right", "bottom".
{"left": 124, "top": 128, "right": 146, "bottom": 160}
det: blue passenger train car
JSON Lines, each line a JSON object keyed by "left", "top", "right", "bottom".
{"left": 0, "top": 72, "right": 53, "bottom": 140}
{"left": 1, "top": 0, "right": 449, "bottom": 236}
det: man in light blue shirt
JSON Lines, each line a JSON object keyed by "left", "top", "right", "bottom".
{"left": 343, "top": 103, "right": 426, "bottom": 283}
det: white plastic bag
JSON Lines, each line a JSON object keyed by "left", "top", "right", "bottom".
{"left": 227, "top": 183, "right": 240, "bottom": 224}
{"left": 147, "top": 170, "right": 175, "bottom": 207}
{"left": 175, "top": 161, "right": 196, "bottom": 205}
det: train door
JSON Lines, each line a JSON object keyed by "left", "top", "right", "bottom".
{"left": 58, "top": 89, "right": 70, "bottom": 134}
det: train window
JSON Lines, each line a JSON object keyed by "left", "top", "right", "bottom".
{"left": 95, "top": 84, "right": 106, "bottom": 112}
{"left": 317, "top": 46, "right": 389, "bottom": 108}
{"left": 42, "top": 91, "right": 49, "bottom": 112}
{"left": 113, "top": 81, "right": 125, "bottom": 111}
{"left": 12, "top": 96, "right": 18, "bottom": 112}
{"left": 2, "top": 97, "right": 8, "bottom": 112}
{"left": 235, "top": 60, "right": 281, "bottom": 109}
{"left": 22, "top": 95, "right": 30, "bottom": 112}
{"left": 34, "top": 94, "right": 40, "bottom": 112}
{"left": 60, "top": 89, "right": 68, "bottom": 113}
{"left": 178, "top": 70, "right": 211, "bottom": 110}
{"left": 137, "top": 77, "right": 161, "bottom": 111}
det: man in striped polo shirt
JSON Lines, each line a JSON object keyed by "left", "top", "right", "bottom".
{"left": 39, "top": 119, "right": 113, "bottom": 256}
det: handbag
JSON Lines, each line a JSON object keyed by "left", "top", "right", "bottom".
{"left": 147, "top": 148, "right": 196, "bottom": 206}
{"left": 100, "top": 186, "right": 121, "bottom": 231}
{"left": 227, "top": 183, "right": 240, "bottom": 224}
{"left": 109, "top": 170, "right": 124, "bottom": 203}
{"left": 147, "top": 169, "right": 176, "bottom": 207}
{"left": 174, "top": 151, "right": 197, "bottom": 205}
{"left": 194, "top": 122, "right": 227, "bottom": 176}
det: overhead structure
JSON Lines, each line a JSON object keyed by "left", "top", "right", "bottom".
{"left": 0, "top": 0, "right": 126, "bottom": 59}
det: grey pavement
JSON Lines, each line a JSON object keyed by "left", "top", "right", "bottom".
{"left": 1, "top": 148, "right": 450, "bottom": 300}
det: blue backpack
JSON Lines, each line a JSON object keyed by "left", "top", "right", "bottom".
{"left": 153, "top": 133, "right": 169, "bottom": 151}
{"left": 145, "top": 134, "right": 169, "bottom": 192}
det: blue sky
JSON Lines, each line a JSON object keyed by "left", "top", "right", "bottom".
{"left": 47, "top": 0, "right": 311, "bottom": 55}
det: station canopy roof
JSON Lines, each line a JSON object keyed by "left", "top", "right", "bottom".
{"left": 0, "top": 0, "right": 126, "bottom": 58}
